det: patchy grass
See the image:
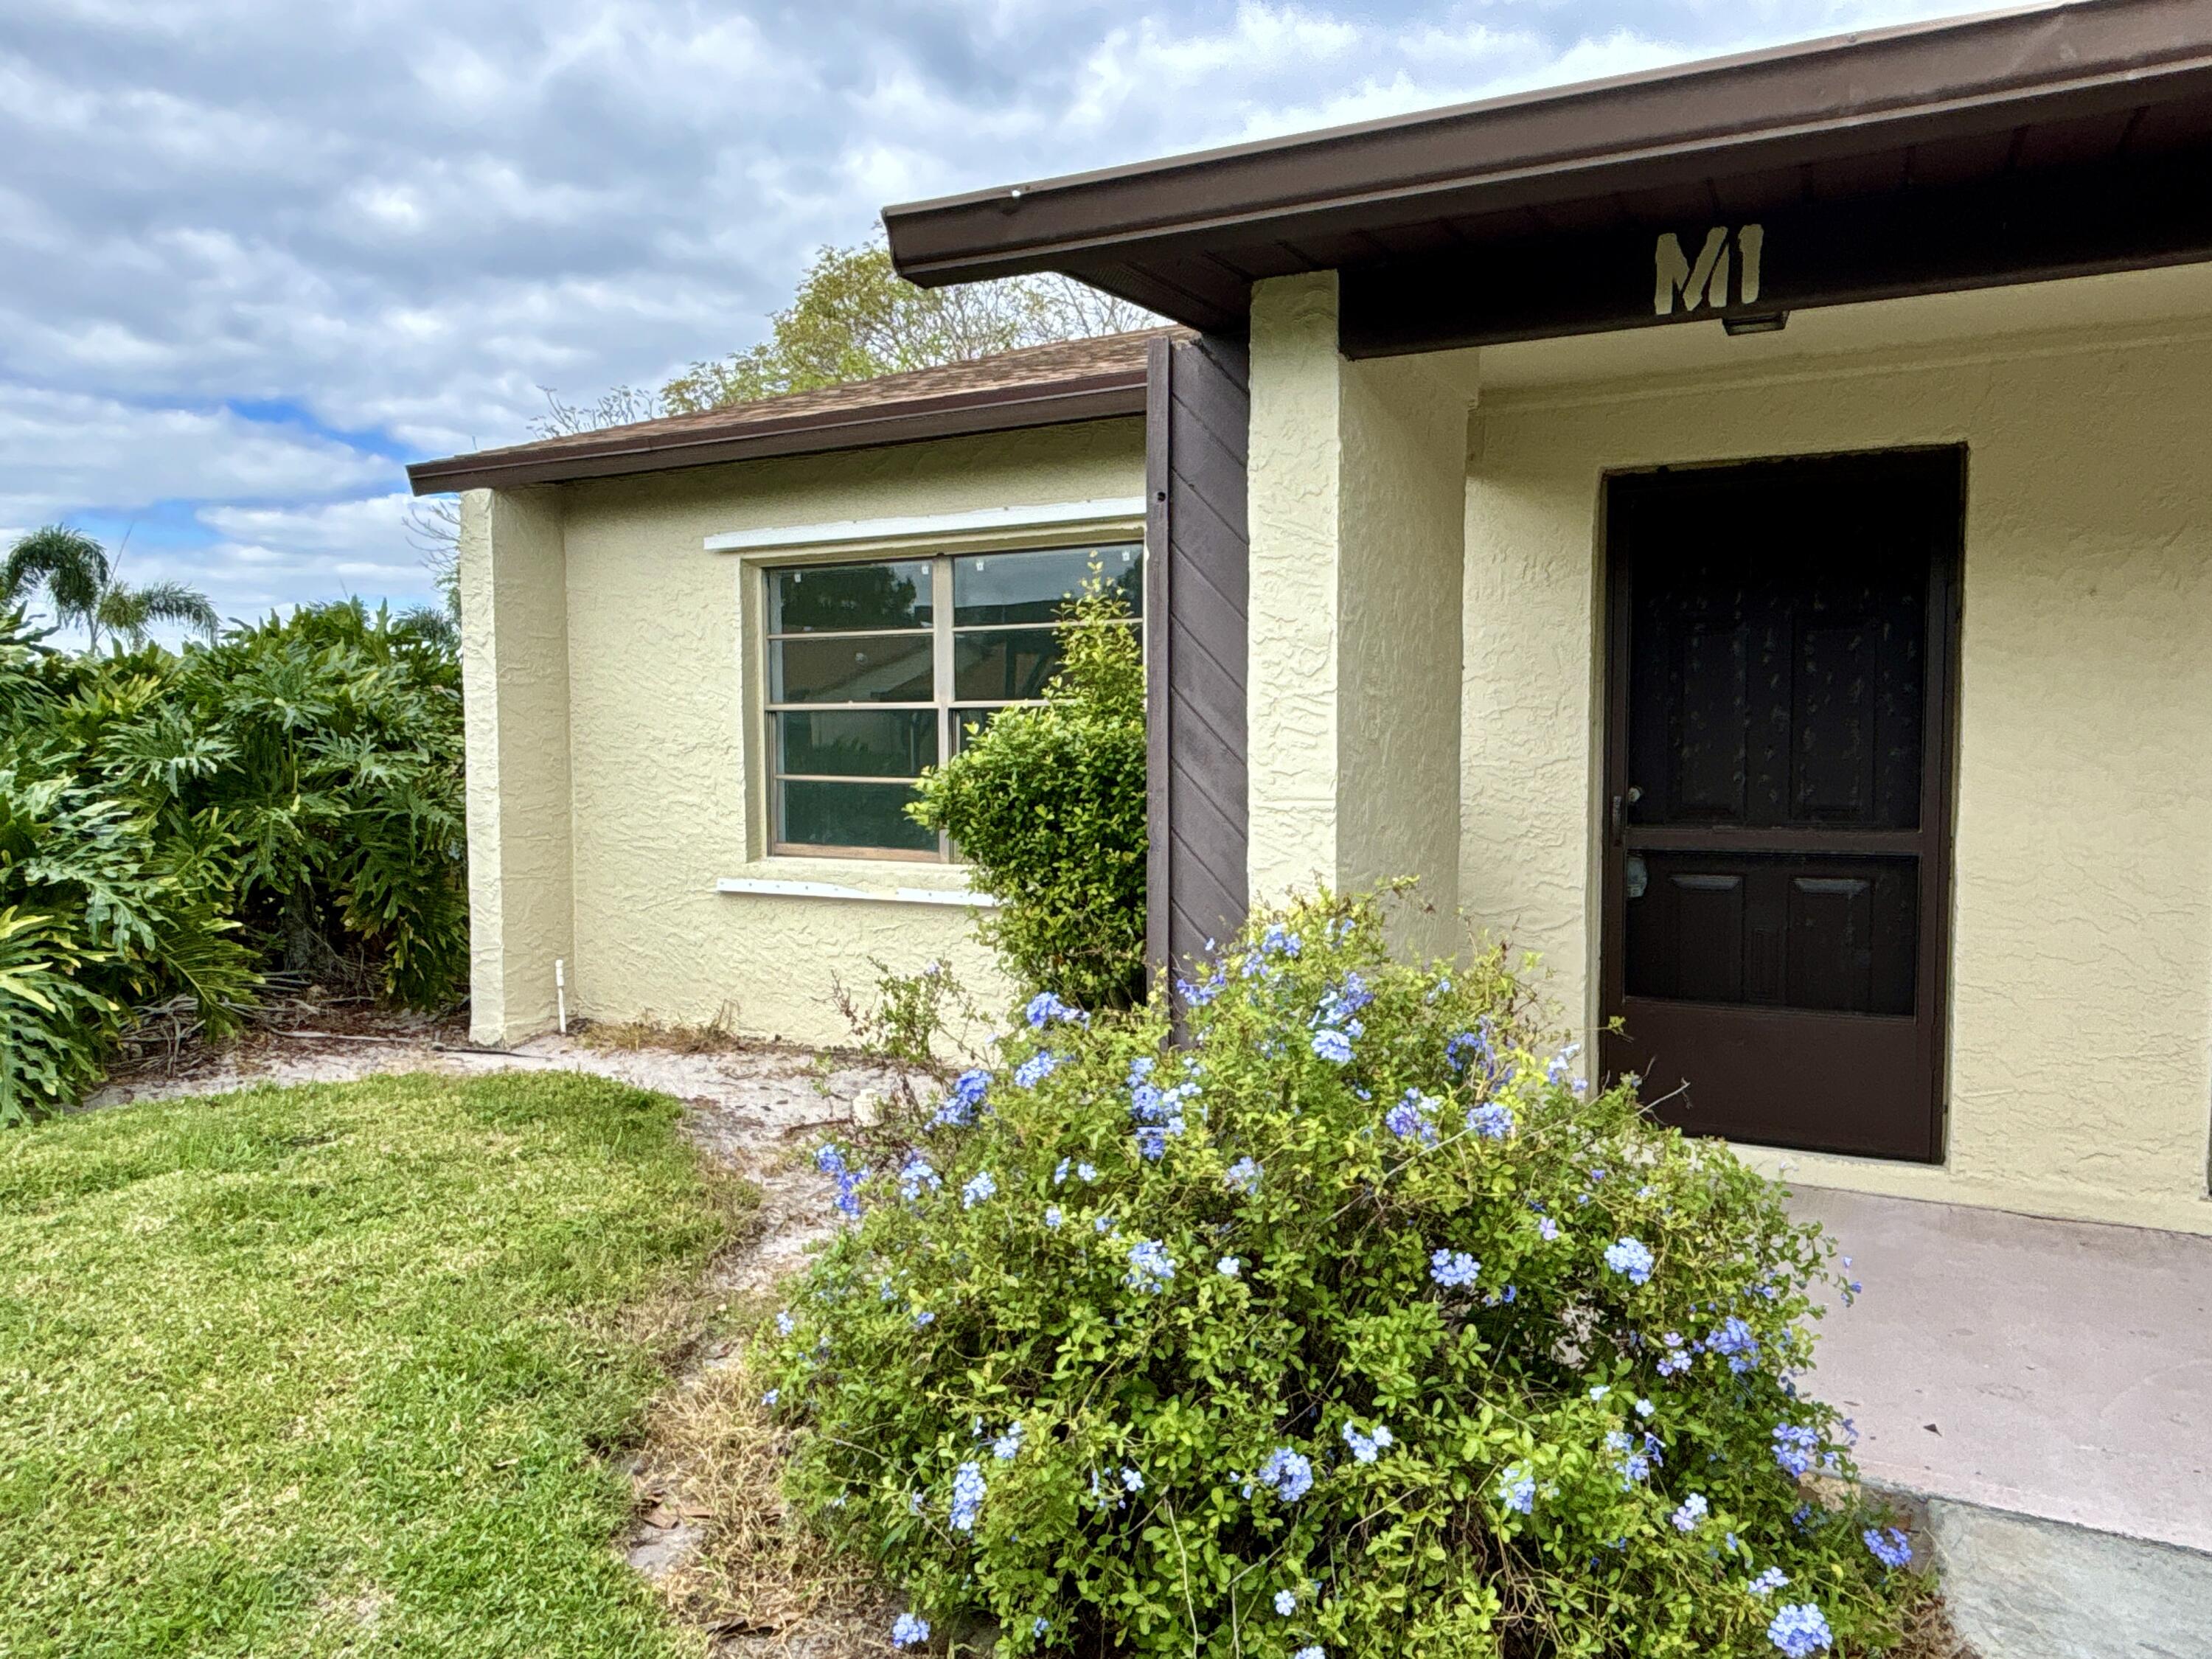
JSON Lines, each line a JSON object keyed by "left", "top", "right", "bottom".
{"left": 636, "top": 1346, "right": 887, "bottom": 1657}
{"left": 0, "top": 1071, "right": 756, "bottom": 1658}
{"left": 580, "top": 1012, "right": 749, "bottom": 1057}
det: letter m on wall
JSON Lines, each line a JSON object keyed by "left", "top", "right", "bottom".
{"left": 1654, "top": 225, "right": 1765, "bottom": 315}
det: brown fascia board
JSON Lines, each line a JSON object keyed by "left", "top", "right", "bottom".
{"left": 405, "top": 370, "right": 1146, "bottom": 494}
{"left": 883, "top": 0, "right": 2212, "bottom": 287}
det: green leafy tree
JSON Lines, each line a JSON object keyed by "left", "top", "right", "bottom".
{"left": 1, "top": 526, "right": 220, "bottom": 653}
{"left": 908, "top": 580, "right": 1147, "bottom": 1011}
{"left": 661, "top": 239, "right": 1153, "bottom": 414}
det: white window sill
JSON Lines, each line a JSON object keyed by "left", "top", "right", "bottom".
{"left": 714, "top": 865, "right": 998, "bottom": 908}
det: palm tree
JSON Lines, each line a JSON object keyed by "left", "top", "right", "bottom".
{"left": 1, "top": 525, "right": 220, "bottom": 652}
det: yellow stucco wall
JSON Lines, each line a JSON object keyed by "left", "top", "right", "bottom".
{"left": 1248, "top": 273, "right": 1468, "bottom": 959}
{"left": 540, "top": 419, "right": 1147, "bottom": 1048}
{"left": 1465, "top": 322, "right": 2212, "bottom": 1235}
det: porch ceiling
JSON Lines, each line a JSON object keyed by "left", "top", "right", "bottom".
{"left": 883, "top": 0, "right": 2212, "bottom": 336}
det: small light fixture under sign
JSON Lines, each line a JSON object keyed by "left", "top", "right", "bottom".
{"left": 1722, "top": 310, "right": 1790, "bottom": 336}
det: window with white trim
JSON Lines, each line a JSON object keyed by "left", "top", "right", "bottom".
{"left": 764, "top": 543, "right": 1141, "bottom": 859}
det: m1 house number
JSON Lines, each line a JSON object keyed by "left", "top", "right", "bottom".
{"left": 1655, "top": 224, "right": 1767, "bottom": 315}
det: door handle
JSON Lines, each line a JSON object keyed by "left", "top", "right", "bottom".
{"left": 1610, "top": 786, "right": 1642, "bottom": 846}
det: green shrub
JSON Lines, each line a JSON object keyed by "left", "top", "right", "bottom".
{"left": 761, "top": 894, "right": 1920, "bottom": 1659}
{"left": 0, "top": 601, "right": 465, "bottom": 1118}
{"left": 908, "top": 582, "right": 1146, "bottom": 1011}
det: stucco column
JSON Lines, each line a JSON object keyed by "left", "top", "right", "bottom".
{"left": 1245, "top": 271, "right": 1467, "bottom": 957}
{"left": 458, "top": 486, "right": 574, "bottom": 1045}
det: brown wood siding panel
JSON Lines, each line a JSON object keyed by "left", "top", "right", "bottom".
{"left": 1147, "top": 333, "right": 1251, "bottom": 982}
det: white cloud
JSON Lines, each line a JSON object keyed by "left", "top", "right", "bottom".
{"left": 1, "top": 0, "right": 2000, "bottom": 615}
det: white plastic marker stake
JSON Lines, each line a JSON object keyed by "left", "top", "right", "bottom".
{"left": 554, "top": 959, "right": 568, "bottom": 1035}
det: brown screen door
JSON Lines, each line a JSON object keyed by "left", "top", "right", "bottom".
{"left": 1600, "top": 449, "right": 1960, "bottom": 1163}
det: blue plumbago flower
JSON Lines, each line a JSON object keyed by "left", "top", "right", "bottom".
{"left": 1384, "top": 1089, "right": 1440, "bottom": 1147}
{"left": 1545, "top": 1042, "right": 1582, "bottom": 1087}
{"left": 1124, "top": 1238, "right": 1176, "bottom": 1293}
{"left": 931, "top": 1069, "right": 990, "bottom": 1129}
{"left": 1121, "top": 1467, "right": 1144, "bottom": 1492}
{"left": 1259, "top": 921, "right": 1302, "bottom": 957}
{"left": 1032, "top": 1617, "right": 1050, "bottom": 1640}
{"left": 1025, "top": 990, "right": 1088, "bottom": 1029}
{"left": 1708, "top": 1315, "right": 1761, "bottom": 1374}
{"left": 899, "top": 1155, "right": 941, "bottom": 1203}
{"left": 949, "top": 1461, "right": 987, "bottom": 1531}
{"left": 1094, "top": 1214, "right": 1116, "bottom": 1234}
{"left": 1537, "top": 1216, "right": 1562, "bottom": 1242}
{"left": 1273, "top": 1590, "right": 1298, "bottom": 1616}
{"left": 1863, "top": 1526, "right": 1913, "bottom": 1569}
{"left": 1767, "top": 1602, "right": 1834, "bottom": 1657}
{"left": 1310, "top": 1028, "right": 1354, "bottom": 1065}
{"left": 1430, "top": 1248, "right": 1481, "bottom": 1288}
{"left": 908, "top": 1490, "right": 925, "bottom": 1514}
{"left": 1498, "top": 1464, "right": 1537, "bottom": 1514}
{"left": 1466, "top": 1102, "right": 1516, "bottom": 1141}
{"left": 1293, "top": 1648, "right": 1324, "bottom": 1659}
{"left": 1658, "top": 1331, "right": 1692, "bottom": 1377}
{"left": 1175, "top": 967, "right": 1227, "bottom": 1006}
{"left": 1217, "top": 1256, "right": 1241, "bottom": 1276}
{"left": 1043, "top": 1206, "right": 1064, "bottom": 1229}
{"left": 1248, "top": 1447, "right": 1314, "bottom": 1503}
{"left": 1127, "top": 1057, "right": 1156, "bottom": 1087}
{"left": 1012, "top": 1051, "right": 1065, "bottom": 1090}
{"left": 1604, "top": 1237, "right": 1656, "bottom": 1286}
{"left": 1604, "top": 1430, "right": 1654, "bottom": 1487}
{"left": 1635, "top": 1397, "right": 1656, "bottom": 1419}
{"left": 814, "top": 1144, "right": 849, "bottom": 1178}
{"left": 1587, "top": 1385, "right": 1610, "bottom": 1400}
{"left": 762, "top": 1388, "right": 779, "bottom": 1406}
{"left": 1671, "top": 1493, "right": 1710, "bottom": 1532}
{"left": 961, "top": 1169, "right": 998, "bottom": 1208}
{"left": 914, "top": 1310, "right": 936, "bottom": 1328}
{"left": 891, "top": 1613, "right": 931, "bottom": 1648}
{"left": 1772, "top": 1424, "right": 1822, "bottom": 1478}
{"left": 992, "top": 1423, "right": 1026, "bottom": 1461}
{"left": 1748, "top": 1566, "right": 1790, "bottom": 1598}
{"left": 1225, "top": 1157, "right": 1262, "bottom": 1194}
{"left": 1314, "top": 972, "right": 1373, "bottom": 1031}
{"left": 1077, "top": 1162, "right": 1099, "bottom": 1183}
{"left": 1052, "top": 1158, "right": 1071, "bottom": 1186}
{"left": 830, "top": 1168, "right": 866, "bottom": 1220}
{"left": 1341, "top": 1421, "right": 1394, "bottom": 1464}
{"left": 775, "top": 1311, "right": 796, "bottom": 1336}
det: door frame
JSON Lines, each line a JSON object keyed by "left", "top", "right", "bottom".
{"left": 1597, "top": 445, "right": 1966, "bottom": 1164}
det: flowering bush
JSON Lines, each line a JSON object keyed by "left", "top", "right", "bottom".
{"left": 761, "top": 895, "right": 1922, "bottom": 1658}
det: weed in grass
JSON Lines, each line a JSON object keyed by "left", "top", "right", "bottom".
{"left": 0, "top": 1070, "right": 752, "bottom": 1659}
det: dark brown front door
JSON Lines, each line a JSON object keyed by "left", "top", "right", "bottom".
{"left": 1601, "top": 450, "right": 1961, "bottom": 1163}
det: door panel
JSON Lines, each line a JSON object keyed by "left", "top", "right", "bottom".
{"left": 1602, "top": 450, "right": 1960, "bottom": 1162}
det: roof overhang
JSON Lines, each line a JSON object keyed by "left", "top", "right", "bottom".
{"left": 406, "top": 364, "right": 1147, "bottom": 495}
{"left": 882, "top": 0, "right": 2212, "bottom": 337}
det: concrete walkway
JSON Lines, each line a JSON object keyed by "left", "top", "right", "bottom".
{"left": 1789, "top": 1186, "right": 2212, "bottom": 1554}
{"left": 1790, "top": 1186, "right": 2212, "bottom": 1658}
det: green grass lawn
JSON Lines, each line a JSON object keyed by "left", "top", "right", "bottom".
{"left": 0, "top": 1070, "right": 751, "bottom": 1658}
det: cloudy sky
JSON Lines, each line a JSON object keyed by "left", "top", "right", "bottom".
{"left": 3, "top": 0, "right": 1993, "bottom": 626}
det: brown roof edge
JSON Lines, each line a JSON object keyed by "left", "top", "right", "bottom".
{"left": 406, "top": 365, "right": 1149, "bottom": 495}
{"left": 883, "top": 0, "right": 2212, "bottom": 288}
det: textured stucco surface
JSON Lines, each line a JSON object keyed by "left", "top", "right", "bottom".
{"left": 546, "top": 419, "right": 1146, "bottom": 1048}
{"left": 461, "top": 486, "right": 574, "bottom": 1046}
{"left": 1465, "top": 322, "right": 2212, "bottom": 1234}
{"left": 1248, "top": 273, "right": 1468, "bottom": 958}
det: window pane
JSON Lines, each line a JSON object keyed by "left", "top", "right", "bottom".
{"left": 953, "top": 627, "right": 1062, "bottom": 700}
{"left": 779, "top": 709, "right": 937, "bottom": 778}
{"left": 770, "top": 560, "right": 932, "bottom": 633}
{"left": 952, "top": 544, "right": 1141, "bottom": 625}
{"left": 779, "top": 779, "right": 936, "bottom": 853}
{"left": 771, "top": 633, "right": 933, "bottom": 703}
